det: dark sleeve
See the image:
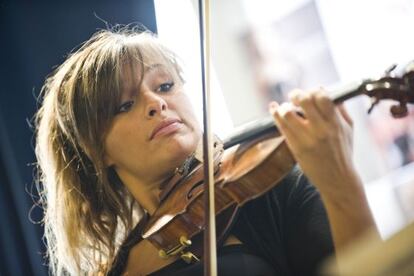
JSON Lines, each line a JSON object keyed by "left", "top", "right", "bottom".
{"left": 232, "top": 165, "right": 335, "bottom": 275}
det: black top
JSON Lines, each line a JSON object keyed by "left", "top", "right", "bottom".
{"left": 108, "top": 166, "right": 334, "bottom": 275}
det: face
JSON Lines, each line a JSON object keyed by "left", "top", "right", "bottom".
{"left": 104, "top": 61, "right": 202, "bottom": 187}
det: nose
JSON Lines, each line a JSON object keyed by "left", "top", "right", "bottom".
{"left": 144, "top": 91, "right": 167, "bottom": 118}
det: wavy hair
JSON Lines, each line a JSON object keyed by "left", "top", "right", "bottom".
{"left": 35, "top": 26, "right": 183, "bottom": 275}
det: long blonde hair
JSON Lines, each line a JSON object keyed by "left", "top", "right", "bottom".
{"left": 35, "top": 27, "right": 182, "bottom": 275}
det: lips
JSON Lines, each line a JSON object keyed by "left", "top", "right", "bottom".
{"left": 150, "top": 118, "right": 182, "bottom": 140}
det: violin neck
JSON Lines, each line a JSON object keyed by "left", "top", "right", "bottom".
{"left": 223, "top": 116, "right": 276, "bottom": 149}
{"left": 223, "top": 80, "right": 365, "bottom": 149}
{"left": 330, "top": 80, "right": 365, "bottom": 104}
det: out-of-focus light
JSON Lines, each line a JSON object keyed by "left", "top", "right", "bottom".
{"left": 154, "top": 0, "right": 234, "bottom": 138}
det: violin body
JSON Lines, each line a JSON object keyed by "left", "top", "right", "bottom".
{"left": 142, "top": 134, "right": 295, "bottom": 261}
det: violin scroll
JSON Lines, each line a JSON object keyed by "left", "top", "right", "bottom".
{"left": 359, "top": 60, "right": 414, "bottom": 118}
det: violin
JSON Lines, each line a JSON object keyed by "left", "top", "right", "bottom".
{"left": 141, "top": 61, "right": 414, "bottom": 264}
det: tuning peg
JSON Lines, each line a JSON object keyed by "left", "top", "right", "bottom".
{"left": 390, "top": 103, "right": 408, "bottom": 118}
{"left": 367, "top": 97, "right": 380, "bottom": 114}
{"left": 384, "top": 63, "right": 397, "bottom": 76}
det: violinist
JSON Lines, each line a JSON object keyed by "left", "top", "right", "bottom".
{"left": 35, "top": 27, "right": 378, "bottom": 275}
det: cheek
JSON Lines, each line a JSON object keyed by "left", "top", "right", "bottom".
{"left": 103, "top": 126, "right": 121, "bottom": 166}
{"left": 104, "top": 121, "right": 139, "bottom": 166}
{"left": 175, "top": 95, "right": 200, "bottom": 129}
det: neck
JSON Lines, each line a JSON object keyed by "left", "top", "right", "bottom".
{"left": 116, "top": 168, "right": 171, "bottom": 216}
{"left": 132, "top": 186, "right": 159, "bottom": 216}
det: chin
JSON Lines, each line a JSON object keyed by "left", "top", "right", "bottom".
{"left": 167, "top": 132, "right": 198, "bottom": 157}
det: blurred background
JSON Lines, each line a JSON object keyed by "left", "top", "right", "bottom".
{"left": 1, "top": 0, "right": 414, "bottom": 275}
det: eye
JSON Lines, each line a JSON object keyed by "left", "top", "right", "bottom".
{"left": 158, "top": 82, "right": 174, "bottom": 93}
{"left": 117, "top": 100, "right": 134, "bottom": 114}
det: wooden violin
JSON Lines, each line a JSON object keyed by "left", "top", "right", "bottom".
{"left": 140, "top": 60, "right": 414, "bottom": 265}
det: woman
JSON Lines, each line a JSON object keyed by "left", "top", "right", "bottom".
{"left": 35, "top": 27, "right": 377, "bottom": 275}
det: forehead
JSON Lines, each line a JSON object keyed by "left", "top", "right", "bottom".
{"left": 119, "top": 39, "right": 180, "bottom": 89}
{"left": 120, "top": 61, "right": 177, "bottom": 96}
{"left": 122, "top": 61, "right": 175, "bottom": 81}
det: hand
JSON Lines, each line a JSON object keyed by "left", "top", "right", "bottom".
{"left": 269, "top": 89, "right": 380, "bottom": 251}
{"left": 269, "top": 88, "right": 357, "bottom": 196}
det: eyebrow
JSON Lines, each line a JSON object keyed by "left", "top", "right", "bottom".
{"left": 145, "top": 63, "right": 164, "bottom": 73}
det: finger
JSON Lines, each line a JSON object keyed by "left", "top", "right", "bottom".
{"left": 289, "top": 89, "right": 327, "bottom": 127}
{"left": 269, "top": 101, "right": 309, "bottom": 146}
{"left": 288, "top": 89, "right": 304, "bottom": 106}
{"left": 337, "top": 104, "right": 353, "bottom": 127}
{"left": 313, "top": 89, "right": 336, "bottom": 122}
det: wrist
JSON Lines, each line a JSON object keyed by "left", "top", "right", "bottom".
{"left": 317, "top": 168, "right": 365, "bottom": 202}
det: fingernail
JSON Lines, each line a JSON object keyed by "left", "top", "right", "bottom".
{"left": 288, "top": 92, "right": 296, "bottom": 101}
{"left": 288, "top": 89, "right": 302, "bottom": 99}
{"left": 268, "top": 101, "right": 279, "bottom": 113}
